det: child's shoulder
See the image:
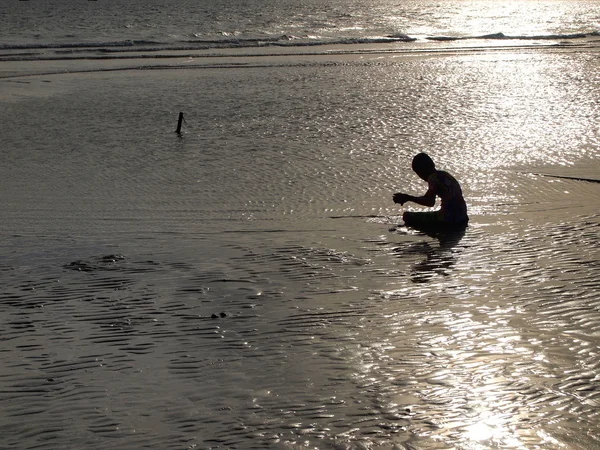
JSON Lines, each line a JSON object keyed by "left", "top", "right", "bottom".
{"left": 428, "top": 170, "right": 450, "bottom": 181}
{"left": 429, "top": 170, "right": 461, "bottom": 188}
{"left": 435, "top": 170, "right": 458, "bottom": 182}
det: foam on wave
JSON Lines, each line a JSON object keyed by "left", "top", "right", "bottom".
{"left": 427, "top": 31, "right": 599, "bottom": 41}
{"left": 1, "top": 31, "right": 597, "bottom": 53}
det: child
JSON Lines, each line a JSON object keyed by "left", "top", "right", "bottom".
{"left": 393, "top": 153, "right": 468, "bottom": 231}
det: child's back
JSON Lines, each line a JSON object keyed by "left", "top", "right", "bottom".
{"left": 427, "top": 170, "right": 468, "bottom": 226}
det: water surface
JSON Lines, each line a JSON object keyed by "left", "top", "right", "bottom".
{"left": 1, "top": 10, "right": 600, "bottom": 450}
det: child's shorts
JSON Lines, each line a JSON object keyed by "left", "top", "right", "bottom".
{"left": 403, "top": 211, "right": 468, "bottom": 232}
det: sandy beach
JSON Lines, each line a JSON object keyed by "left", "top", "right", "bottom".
{"left": 1, "top": 38, "right": 600, "bottom": 450}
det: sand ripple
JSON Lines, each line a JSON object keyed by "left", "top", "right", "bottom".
{"left": 0, "top": 211, "right": 598, "bottom": 448}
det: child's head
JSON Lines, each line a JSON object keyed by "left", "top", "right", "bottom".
{"left": 412, "top": 152, "right": 436, "bottom": 180}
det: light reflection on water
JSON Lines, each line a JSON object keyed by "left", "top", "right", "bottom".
{"left": 366, "top": 214, "right": 600, "bottom": 449}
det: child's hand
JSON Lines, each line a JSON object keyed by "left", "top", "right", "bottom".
{"left": 393, "top": 193, "right": 409, "bottom": 205}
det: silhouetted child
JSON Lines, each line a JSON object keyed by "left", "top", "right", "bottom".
{"left": 393, "top": 153, "right": 468, "bottom": 231}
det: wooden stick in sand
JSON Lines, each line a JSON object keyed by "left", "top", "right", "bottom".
{"left": 176, "top": 112, "right": 185, "bottom": 134}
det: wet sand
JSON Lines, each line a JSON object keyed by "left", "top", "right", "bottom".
{"left": 1, "top": 46, "right": 600, "bottom": 449}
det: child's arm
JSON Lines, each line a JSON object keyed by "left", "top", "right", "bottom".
{"left": 393, "top": 186, "right": 436, "bottom": 207}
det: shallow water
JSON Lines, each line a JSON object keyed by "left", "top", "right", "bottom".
{"left": 1, "top": 45, "right": 600, "bottom": 449}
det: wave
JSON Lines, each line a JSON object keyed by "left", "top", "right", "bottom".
{"left": 0, "top": 39, "right": 164, "bottom": 51}
{"left": 427, "top": 31, "right": 600, "bottom": 41}
{"left": 1, "top": 31, "right": 598, "bottom": 53}
{"left": 0, "top": 35, "right": 417, "bottom": 54}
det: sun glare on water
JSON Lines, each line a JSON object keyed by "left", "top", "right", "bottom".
{"left": 401, "top": 0, "right": 580, "bottom": 38}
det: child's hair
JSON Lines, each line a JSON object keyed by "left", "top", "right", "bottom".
{"left": 412, "top": 152, "right": 436, "bottom": 174}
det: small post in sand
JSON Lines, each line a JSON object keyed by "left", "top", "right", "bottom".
{"left": 176, "top": 112, "right": 185, "bottom": 134}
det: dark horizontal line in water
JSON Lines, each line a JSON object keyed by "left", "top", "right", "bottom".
{"left": 329, "top": 214, "right": 386, "bottom": 219}
{"left": 207, "top": 278, "right": 256, "bottom": 284}
{"left": 533, "top": 173, "right": 600, "bottom": 184}
{"left": 221, "top": 228, "right": 338, "bottom": 234}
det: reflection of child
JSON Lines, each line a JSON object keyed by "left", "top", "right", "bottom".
{"left": 393, "top": 153, "right": 468, "bottom": 230}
